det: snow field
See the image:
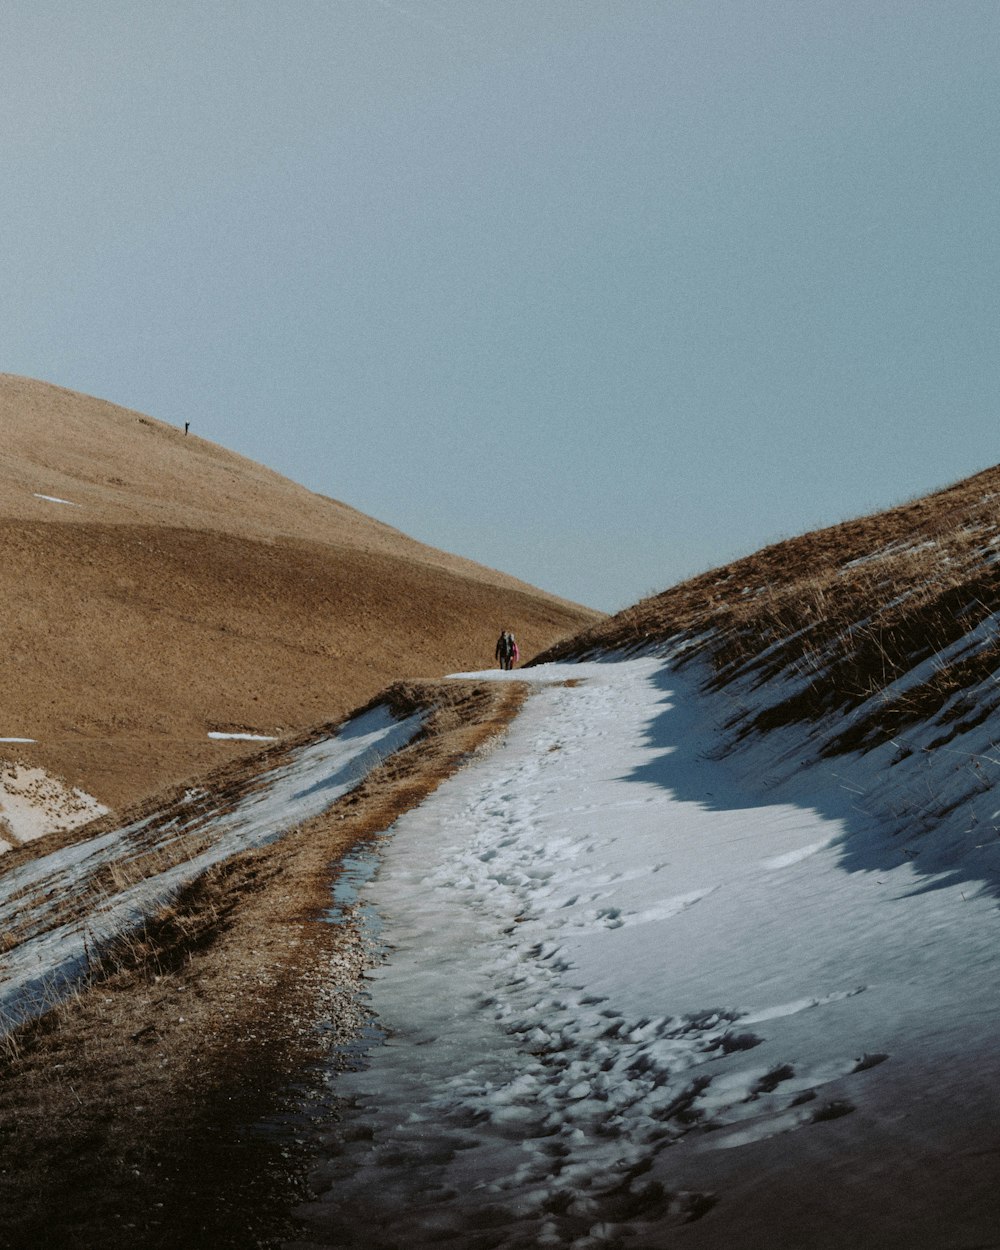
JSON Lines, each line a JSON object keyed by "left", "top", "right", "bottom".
{"left": 297, "top": 658, "right": 1000, "bottom": 1249}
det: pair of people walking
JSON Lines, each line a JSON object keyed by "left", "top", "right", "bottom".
{"left": 495, "top": 629, "right": 519, "bottom": 671}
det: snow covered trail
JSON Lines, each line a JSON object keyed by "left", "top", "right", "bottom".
{"left": 296, "top": 657, "right": 1000, "bottom": 1249}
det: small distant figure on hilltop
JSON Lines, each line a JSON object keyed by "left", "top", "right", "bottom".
{"left": 495, "top": 629, "right": 519, "bottom": 671}
{"left": 184, "top": 421, "right": 190, "bottom": 435}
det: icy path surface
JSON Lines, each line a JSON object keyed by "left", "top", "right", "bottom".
{"left": 299, "top": 658, "right": 1000, "bottom": 1249}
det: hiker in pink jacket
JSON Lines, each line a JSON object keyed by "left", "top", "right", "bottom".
{"left": 495, "top": 630, "right": 519, "bottom": 671}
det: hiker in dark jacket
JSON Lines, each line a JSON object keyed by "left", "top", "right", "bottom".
{"left": 495, "top": 630, "right": 519, "bottom": 671}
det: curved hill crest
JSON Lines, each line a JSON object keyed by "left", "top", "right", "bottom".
{"left": 0, "top": 375, "right": 599, "bottom": 811}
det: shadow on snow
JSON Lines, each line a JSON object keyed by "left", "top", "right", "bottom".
{"left": 619, "top": 661, "right": 1000, "bottom": 903}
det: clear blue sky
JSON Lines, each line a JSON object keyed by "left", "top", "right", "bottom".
{"left": 2, "top": 2, "right": 998, "bottom": 611}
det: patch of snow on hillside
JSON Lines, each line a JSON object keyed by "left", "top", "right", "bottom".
{"left": 32, "top": 493, "right": 79, "bottom": 506}
{"left": 208, "top": 731, "right": 279, "bottom": 741}
{"left": 0, "top": 763, "right": 108, "bottom": 849}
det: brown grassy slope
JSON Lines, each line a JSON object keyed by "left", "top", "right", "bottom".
{"left": 2, "top": 372, "right": 538, "bottom": 581}
{"left": 535, "top": 464, "right": 1000, "bottom": 743}
{"left": 0, "top": 375, "right": 599, "bottom": 807}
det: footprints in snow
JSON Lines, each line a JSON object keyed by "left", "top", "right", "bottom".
{"left": 435, "top": 773, "right": 885, "bottom": 1168}
{"left": 586, "top": 886, "right": 718, "bottom": 930}
{"left": 324, "top": 975, "right": 888, "bottom": 1248}
{"left": 433, "top": 984, "right": 889, "bottom": 1240}
{"left": 482, "top": 980, "right": 884, "bottom": 1147}
{"left": 692, "top": 1048, "right": 888, "bottom": 1151}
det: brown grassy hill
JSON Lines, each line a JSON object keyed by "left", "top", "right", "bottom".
{"left": 0, "top": 375, "right": 599, "bottom": 809}
{"left": 536, "top": 464, "right": 1000, "bottom": 751}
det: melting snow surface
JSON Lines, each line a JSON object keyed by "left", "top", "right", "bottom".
{"left": 0, "top": 705, "right": 423, "bottom": 1031}
{"left": 298, "top": 658, "right": 1000, "bottom": 1248}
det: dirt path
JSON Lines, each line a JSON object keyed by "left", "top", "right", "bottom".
{"left": 0, "top": 678, "right": 527, "bottom": 1250}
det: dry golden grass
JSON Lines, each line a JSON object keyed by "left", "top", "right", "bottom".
{"left": 536, "top": 463, "right": 1000, "bottom": 750}
{"left": 0, "top": 375, "right": 599, "bottom": 811}
{"left": 0, "top": 676, "right": 529, "bottom": 1249}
